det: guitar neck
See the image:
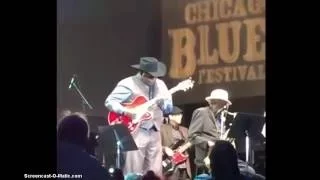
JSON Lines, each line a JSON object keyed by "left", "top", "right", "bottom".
{"left": 141, "top": 86, "right": 180, "bottom": 110}
{"left": 168, "top": 86, "right": 180, "bottom": 95}
{"left": 133, "top": 79, "right": 194, "bottom": 122}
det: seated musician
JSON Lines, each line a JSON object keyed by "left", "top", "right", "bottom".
{"left": 160, "top": 106, "right": 191, "bottom": 180}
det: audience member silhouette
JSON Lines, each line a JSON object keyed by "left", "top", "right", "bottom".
{"left": 210, "top": 140, "right": 245, "bottom": 180}
{"left": 125, "top": 173, "right": 142, "bottom": 180}
{"left": 141, "top": 170, "right": 161, "bottom": 180}
{"left": 210, "top": 140, "right": 265, "bottom": 180}
{"left": 109, "top": 168, "right": 124, "bottom": 180}
{"left": 57, "top": 112, "right": 109, "bottom": 180}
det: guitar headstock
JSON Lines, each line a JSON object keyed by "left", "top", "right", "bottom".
{"left": 172, "top": 77, "right": 195, "bottom": 93}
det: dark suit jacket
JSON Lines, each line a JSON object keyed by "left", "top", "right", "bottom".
{"left": 57, "top": 142, "right": 110, "bottom": 180}
{"left": 161, "top": 124, "right": 192, "bottom": 178}
{"left": 188, "top": 106, "right": 220, "bottom": 167}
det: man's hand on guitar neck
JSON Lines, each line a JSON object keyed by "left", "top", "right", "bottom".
{"left": 163, "top": 146, "right": 174, "bottom": 157}
{"left": 163, "top": 142, "right": 192, "bottom": 157}
{"left": 176, "top": 142, "right": 192, "bottom": 153}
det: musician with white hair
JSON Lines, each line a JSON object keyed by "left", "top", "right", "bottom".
{"left": 184, "top": 89, "right": 232, "bottom": 176}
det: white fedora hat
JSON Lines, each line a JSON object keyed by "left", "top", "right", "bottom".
{"left": 205, "top": 89, "right": 232, "bottom": 105}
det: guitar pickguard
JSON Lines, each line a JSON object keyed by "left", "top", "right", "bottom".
{"left": 140, "top": 112, "right": 152, "bottom": 121}
{"left": 107, "top": 96, "right": 153, "bottom": 134}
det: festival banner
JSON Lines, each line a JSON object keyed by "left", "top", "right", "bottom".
{"left": 162, "top": 0, "right": 265, "bottom": 104}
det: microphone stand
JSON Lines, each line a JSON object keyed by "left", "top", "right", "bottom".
{"left": 113, "top": 129, "right": 123, "bottom": 169}
{"left": 245, "top": 130, "right": 249, "bottom": 176}
{"left": 70, "top": 80, "right": 93, "bottom": 113}
{"left": 220, "top": 112, "right": 225, "bottom": 139}
{"left": 220, "top": 106, "right": 229, "bottom": 139}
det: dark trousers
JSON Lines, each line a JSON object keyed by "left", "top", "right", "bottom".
{"left": 165, "top": 168, "right": 189, "bottom": 180}
{"left": 195, "top": 165, "right": 210, "bottom": 176}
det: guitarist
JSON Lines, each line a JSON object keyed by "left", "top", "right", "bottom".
{"left": 161, "top": 106, "right": 191, "bottom": 180}
{"left": 187, "top": 89, "right": 232, "bottom": 176}
{"left": 104, "top": 57, "right": 173, "bottom": 177}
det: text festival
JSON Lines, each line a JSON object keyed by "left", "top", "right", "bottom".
{"left": 167, "top": 0, "right": 265, "bottom": 85}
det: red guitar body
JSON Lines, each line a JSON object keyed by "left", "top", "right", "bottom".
{"left": 171, "top": 152, "right": 188, "bottom": 165}
{"left": 162, "top": 151, "right": 188, "bottom": 175}
{"left": 107, "top": 96, "right": 153, "bottom": 134}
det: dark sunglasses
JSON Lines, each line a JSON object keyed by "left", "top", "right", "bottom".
{"left": 142, "top": 72, "right": 155, "bottom": 79}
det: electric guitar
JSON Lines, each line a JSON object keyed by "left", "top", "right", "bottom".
{"left": 162, "top": 140, "right": 191, "bottom": 176}
{"left": 107, "top": 78, "right": 194, "bottom": 134}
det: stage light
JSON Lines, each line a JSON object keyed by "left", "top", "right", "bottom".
{"left": 108, "top": 167, "right": 115, "bottom": 174}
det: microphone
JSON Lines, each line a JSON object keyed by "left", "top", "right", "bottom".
{"left": 68, "top": 74, "right": 76, "bottom": 89}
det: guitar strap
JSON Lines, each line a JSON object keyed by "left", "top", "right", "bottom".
{"left": 177, "top": 127, "right": 185, "bottom": 140}
{"left": 131, "top": 75, "right": 144, "bottom": 99}
{"left": 132, "top": 73, "right": 155, "bottom": 100}
{"left": 176, "top": 128, "right": 189, "bottom": 155}
{"left": 170, "top": 126, "right": 185, "bottom": 148}
{"left": 149, "top": 85, "right": 154, "bottom": 99}
{"left": 133, "top": 74, "right": 156, "bottom": 103}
